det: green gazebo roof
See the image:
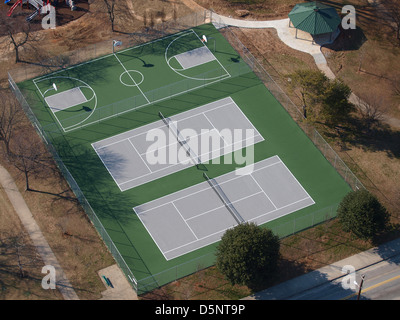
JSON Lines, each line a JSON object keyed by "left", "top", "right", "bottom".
{"left": 288, "top": 1, "right": 341, "bottom": 35}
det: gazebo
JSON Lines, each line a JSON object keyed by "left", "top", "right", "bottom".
{"left": 288, "top": 1, "right": 341, "bottom": 43}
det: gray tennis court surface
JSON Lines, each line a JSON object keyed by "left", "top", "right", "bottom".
{"left": 92, "top": 96, "right": 264, "bottom": 191}
{"left": 133, "top": 155, "right": 315, "bottom": 260}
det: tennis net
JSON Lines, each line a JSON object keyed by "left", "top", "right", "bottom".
{"left": 158, "top": 111, "right": 202, "bottom": 166}
{"left": 203, "top": 172, "right": 245, "bottom": 225}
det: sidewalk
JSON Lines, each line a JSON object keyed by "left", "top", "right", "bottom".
{"left": 210, "top": 14, "right": 333, "bottom": 73}
{"left": 244, "top": 237, "right": 400, "bottom": 300}
{"left": 0, "top": 164, "right": 79, "bottom": 300}
{"left": 98, "top": 264, "right": 138, "bottom": 300}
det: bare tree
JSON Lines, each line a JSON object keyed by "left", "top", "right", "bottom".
{"left": 380, "top": 0, "right": 400, "bottom": 42}
{"left": 0, "top": 90, "right": 24, "bottom": 156}
{"left": 102, "top": 0, "right": 117, "bottom": 32}
{"left": 0, "top": 20, "right": 36, "bottom": 63}
{"left": 0, "top": 232, "right": 41, "bottom": 279}
{"left": 100, "top": 0, "right": 135, "bottom": 33}
{"left": 9, "top": 131, "right": 48, "bottom": 191}
{"left": 355, "top": 93, "right": 388, "bottom": 130}
{"left": 392, "top": 73, "right": 400, "bottom": 96}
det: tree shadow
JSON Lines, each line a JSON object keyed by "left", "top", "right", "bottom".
{"left": 323, "top": 117, "right": 400, "bottom": 159}
{"left": 250, "top": 258, "right": 371, "bottom": 300}
{"left": 323, "top": 26, "right": 367, "bottom": 52}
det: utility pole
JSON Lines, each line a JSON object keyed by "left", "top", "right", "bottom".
{"left": 357, "top": 274, "right": 365, "bottom": 300}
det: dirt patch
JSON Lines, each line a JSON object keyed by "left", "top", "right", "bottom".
{"left": 238, "top": 28, "right": 318, "bottom": 75}
{"left": 0, "top": 1, "right": 89, "bottom": 36}
{"left": 192, "top": 0, "right": 298, "bottom": 20}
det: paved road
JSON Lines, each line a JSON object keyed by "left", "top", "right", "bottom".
{"left": 290, "top": 253, "right": 400, "bottom": 300}
{"left": 244, "top": 238, "right": 400, "bottom": 300}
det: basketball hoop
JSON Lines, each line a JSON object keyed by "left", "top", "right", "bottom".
{"left": 112, "top": 40, "right": 122, "bottom": 53}
{"left": 201, "top": 35, "right": 208, "bottom": 43}
{"left": 43, "top": 83, "right": 58, "bottom": 97}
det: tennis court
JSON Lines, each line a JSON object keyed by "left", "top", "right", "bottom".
{"left": 134, "top": 155, "right": 315, "bottom": 260}
{"left": 92, "top": 97, "right": 264, "bottom": 191}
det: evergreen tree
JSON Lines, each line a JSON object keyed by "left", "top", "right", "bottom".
{"left": 215, "top": 222, "right": 280, "bottom": 288}
{"left": 337, "top": 190, "right": 390, "bottom": 241}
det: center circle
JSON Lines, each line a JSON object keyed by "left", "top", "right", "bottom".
{"left": 120, "top": 70, "right": 144, "bottom": 87}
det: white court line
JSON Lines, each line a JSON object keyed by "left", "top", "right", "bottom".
{"left": 135, "top": 209, "right": 169, "bottom": 261}
{"left": 137, "top": 128, "right": 220, "bottom": 157}
{"left": 277, "top": 155, "right": 315, "bottom": 203}
{"left": 162, "top": 196, "right": 313, "bottom": 256}
{"left": 202, "top": 112, "right": 228, "bottom": 147}
{"left": 113, "top": 53, "right": 150, "bottom": 104}
{"left": 93, "top": 99, "right": 235, "bottom": 151}
{"left": 93, "top": 97, "right": 264, "bottom": 191}
{"left": 138, "top": 158, "right": 315, "bottom": 257}
{"left": 118, "top": 133, "right": 263, "bottom": 189}
{"left": 135, "top": 157, "right": 283, "bottom": 216}
{"left": 32, "top": 29, "right": 194, "bottom": 82}
{"left": 249, "top": 174, "right": 278, "bottom": 210}
{"left": 166, "top": 30, "right": 231, "bottom": 82}
{"left": 32, "top": 28, "right": 232, "bottom": 132}
{"left": 133, "top": 156, "right": 315, "bottom": 260}
{"left": 192, "top": 31, "right": 231, "bottom": 79}
{"left": 128, "top": 138, "right": 153, "bottom": 174}
{"left": 32, "top": 78, "right": 44, "bottom": 97}
{"left": 33, "top": 76, "right": 98, "bottom": 133}
{"left": 33, "top": 80, "right": 65, "bottom": 132}
{"left": 185, "top": 190, "right": 265, "bottom": 222}
{"left": 248, "top": 197, "right": 313, "bottom": 224}
{"left": 172, "top": 202, "right": 198, "bottom": 240}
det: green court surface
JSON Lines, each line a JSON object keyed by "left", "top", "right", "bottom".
{"left": 17, "top": 23, "right": 351, "bottom": 293}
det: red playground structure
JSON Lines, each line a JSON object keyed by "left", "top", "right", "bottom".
{"left": 5, "top": 0, "right": 76, "bottom": 22}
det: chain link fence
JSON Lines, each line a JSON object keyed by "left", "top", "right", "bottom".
{"left": 8, "top": 9, "right": 364, "bottom": 295}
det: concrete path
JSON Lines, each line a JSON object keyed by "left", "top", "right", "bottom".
{"left": 210, "top": 14, "right": 334, "bottom": 75}
{"left": 98, "top": 264, "right": 138, "bottom": 300}
{"left": 244, "top": 237, "right": 400, "bottom": 300}
{"left": 0, "top": 164, "right": 79, "bottom": 300}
